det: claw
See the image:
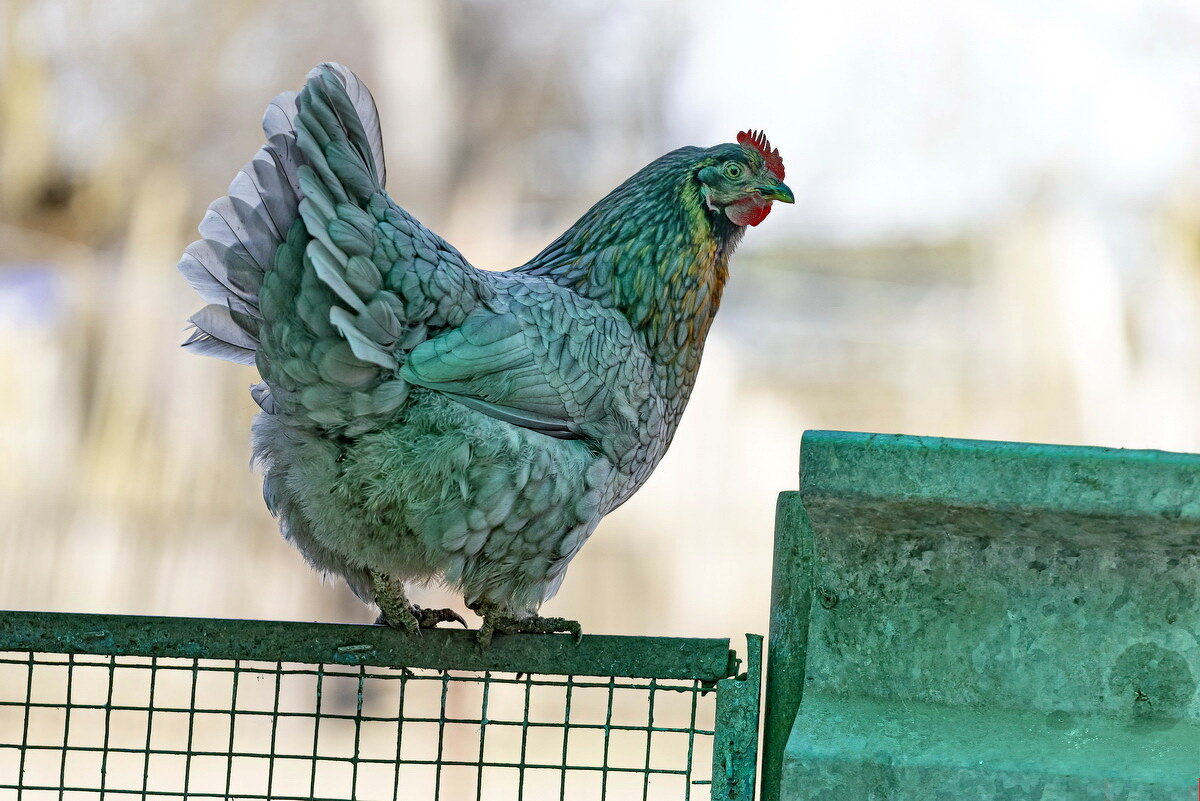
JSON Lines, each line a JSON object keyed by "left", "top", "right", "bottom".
{"left": 412, "top": 605, "right": 469, "bottom": 630}
{"left": 370, "top": 570, "right": 470, "bottom": 633}
{"left": 472, "top": 601, "right": 584, "bottom": 650}
{"left": 378, "top": 609, "right": 421, "bottom": 636}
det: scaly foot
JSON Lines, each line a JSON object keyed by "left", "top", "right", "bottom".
{"left": 370, "top": 570, "right": 466, "bottom": 634}
{"left": 471, "top": 601, "right": 583, "bottom": 650}
{"left": 373, "top": 606, "right": 468, "bottom": 631}
{"left": 413, "top": 605, "right": 468, "bottom": 629}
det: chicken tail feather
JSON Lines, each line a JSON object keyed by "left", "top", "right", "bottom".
{"left": 177, "top": 63, "right": 388, "bottom": 417}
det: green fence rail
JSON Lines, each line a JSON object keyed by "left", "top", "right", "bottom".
{"left": 0, "top": 611, "right": 761, "bottom": 800}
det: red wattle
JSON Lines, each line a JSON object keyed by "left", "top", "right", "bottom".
{"left": 726, "top": 197, "right": 772, "bottom": 227}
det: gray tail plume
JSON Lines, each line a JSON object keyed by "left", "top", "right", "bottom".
{"left": 177, "top": 63, "right": 387, "bottom": 409}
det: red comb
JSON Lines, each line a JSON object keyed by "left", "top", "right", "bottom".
{"left": 737, "top": 129, "right": 785, "bottom": 180}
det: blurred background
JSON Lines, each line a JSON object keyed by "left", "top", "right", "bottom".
{"left": 5, "top": 0, "right": 1200, "bottom": 642}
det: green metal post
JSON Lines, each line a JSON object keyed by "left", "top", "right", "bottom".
{"left": 759, "top": 492, "right": 813, "bottom": 801}
{"left": 710, "top": 634, "right": 763, "bottom": 801}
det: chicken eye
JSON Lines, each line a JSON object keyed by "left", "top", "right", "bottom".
{"left": 723, "top": 161, "right": 743, "bottom": 179}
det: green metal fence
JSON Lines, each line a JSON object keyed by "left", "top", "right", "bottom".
{"left": 0, "top": 611, "right": 760, "bottom": 800}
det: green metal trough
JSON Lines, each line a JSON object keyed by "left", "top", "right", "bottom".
{"left": 762, "top": 431, "right": 1200, "bottom": 800}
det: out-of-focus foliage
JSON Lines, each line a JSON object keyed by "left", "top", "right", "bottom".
{"left": 3, "top": 0, "right": 1200, "bottom": 641}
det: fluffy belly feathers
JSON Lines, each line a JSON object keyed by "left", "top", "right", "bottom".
{"left": 253, "top": 390, "right": 613, "bottom": 614}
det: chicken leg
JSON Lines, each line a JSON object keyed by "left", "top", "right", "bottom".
{"left": 371, "top": 570, "right": 466, "bottom": 633}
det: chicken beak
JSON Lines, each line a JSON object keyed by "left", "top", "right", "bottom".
{"left": 757, "top": 181, "right": 794, "bottom": 204}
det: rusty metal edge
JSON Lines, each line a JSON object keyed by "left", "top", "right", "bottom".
{"left": 0, "top": 610, "right": 735, "bottom": 681}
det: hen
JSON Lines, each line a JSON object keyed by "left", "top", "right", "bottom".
{"left": 178, "top": 63, "right": 791, "bottom": 642}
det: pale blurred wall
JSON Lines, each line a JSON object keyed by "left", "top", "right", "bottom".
{"left": 3, "top": 0, "right": 1200, "bottom": 644}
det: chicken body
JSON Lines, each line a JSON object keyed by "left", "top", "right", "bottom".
{"left": 178, "top": 64, "right": 790, "bottom": 633}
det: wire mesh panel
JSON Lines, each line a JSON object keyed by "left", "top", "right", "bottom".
{"left": 0, "top": 612, "right": 760, "bottom": 800}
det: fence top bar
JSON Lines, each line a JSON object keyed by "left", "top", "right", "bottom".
{"left": 0, "top": 610, "right": 736, "bottom": 681}
{"left": 801, "top": 429, "right": 1200, "bottom": 520}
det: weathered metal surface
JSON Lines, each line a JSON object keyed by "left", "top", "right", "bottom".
{"left": 767, "top": 430, "right": 1200, "bottom": 800}
{"left": 800, "top": 429, "right": 1200, "bottom": 521}
{"left": 0, "top": 610, "right": 735, "bottom": 680}
{"left": 760, "top": 493, "right": 812, "bottom": 801}
{"left": 710, "top": 634, "right": 763, "bottom": 801}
